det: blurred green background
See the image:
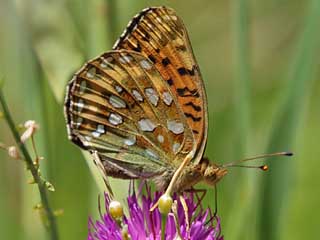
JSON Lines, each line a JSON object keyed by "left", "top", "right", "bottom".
{"left": 0, "top": 0, "right": 319, "bottom": 239}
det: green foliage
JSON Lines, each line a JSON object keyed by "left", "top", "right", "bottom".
{"left": 0, "top": 0, "right": 319, "bottom": 239}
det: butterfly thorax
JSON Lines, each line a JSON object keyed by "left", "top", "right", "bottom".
{"left": 153, "top": 158, "right": 228, "bottom": 192}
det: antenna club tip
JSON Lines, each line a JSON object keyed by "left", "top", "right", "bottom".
{"left": 260, "top": 165, "right": 269, "bottom": 171}
{"left": 284, "top": 152, "right": 293, "bottom": 156}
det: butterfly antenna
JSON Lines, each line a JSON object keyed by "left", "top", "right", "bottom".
{"left": 221, "top": 151, "right": 293, "bottom": 171}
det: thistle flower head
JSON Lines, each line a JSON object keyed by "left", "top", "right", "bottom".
{"left": 88, "top": 185, "right": 223, "bottom": 240}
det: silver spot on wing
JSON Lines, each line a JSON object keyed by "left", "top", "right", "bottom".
{"left": 162, "top": 91, "right": 173, "bottom": 106}
{"left": 119, "top": 55, "right": 133, "bottom": 64}
{"left": 79, "top": 81, "right": 87, "bottom": 94}
{"left": 145, "top": 149, "right": 159, "bottom": 160}
{"left": 109, "top": 95, "right": 126, "bottom": 109}
{"left": 140, "top": 59, "right": 152, "bottom": 70}
{"left": 138, "top": 118, "right": 156, "bottom": 132}
{"left": 172, "top": 142, "right": 181, "bottom": 154}
{"left": 167, "top": 120, "right": 184, "bottom": 135}
{"left": 145, "top": 88, "right": 159, "bottom": 106}
{"left": 124, "top": 136, "right": 136, "bottom": 146}
{"left": 86, "top": 67, "right": 96, "bottom": 78}
{"left": 157, "top": 135, "right": 164, "bottom": 143}
{"left": 109, "top": 113, "right": 123, "bottom": 125}
{"left": 132, "top": 89, "right": 143, "bottom": 102}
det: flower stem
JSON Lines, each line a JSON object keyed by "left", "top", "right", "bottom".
{"left": 161, "top": 214, "right": 167, "bottom": 240}
{"left": 0, "top": 89, "right": 59, "bottom": 240}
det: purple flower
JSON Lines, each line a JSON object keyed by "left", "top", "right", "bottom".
{"left": 88, "top": 185, "right": 223, "bottom": 240}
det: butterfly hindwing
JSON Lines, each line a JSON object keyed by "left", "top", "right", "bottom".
{"left": 65, "top": 50, "right": 195, "bottom": 178}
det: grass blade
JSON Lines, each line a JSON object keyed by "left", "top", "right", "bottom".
{"left": 258, "top": 1, "right": 320, "bottom": 239}
{"left": 225, "top": 1, "right": 254, "bottom": 238}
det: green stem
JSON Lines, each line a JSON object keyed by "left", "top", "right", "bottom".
{"left": 161, "top": 214, "right": 167, "bottom": 240}
{"left": 0, "top": 89, "right": 59, "bottom": 240}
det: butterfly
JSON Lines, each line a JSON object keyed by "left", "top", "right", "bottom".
{"left": 65, "top": 6, "right": 229, "bottom": 196}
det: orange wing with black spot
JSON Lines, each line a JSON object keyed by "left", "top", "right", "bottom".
{"left": 114, "top": 6, "right": 208, "bottom": 163}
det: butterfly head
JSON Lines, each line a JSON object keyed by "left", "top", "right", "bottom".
{"left": 203, "top": 164, "right": 228, "bottom": 187}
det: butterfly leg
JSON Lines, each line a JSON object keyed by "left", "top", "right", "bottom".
{"left": 185, "top": 186, "right": 219, "bottom": 225}
{"left": 166, "top": 155, "right": 192, "bottom": 196}
{"left": 92, "top": 151, "right": 114, "bottom": 199}
{"left": 150, "top": 154, "right": 193, "bottom": 211}
{"left": 184, "top": 187, "right": 207, "bottom": 212}
{"left": 204, "top": 185, "right": 219, "bottom": 225}
{"left": 214, "top": 184, "right": 218, "bottom": 217}
{"left": 179, "top": 196, "right": 190, "bottom": 237}
{"left": 172, "top": 199, "right": 184, "bottom": 239}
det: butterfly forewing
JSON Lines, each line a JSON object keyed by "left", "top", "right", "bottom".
{"left": 114, "top": 7, "right": 208, "bottom": 164}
